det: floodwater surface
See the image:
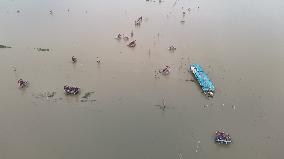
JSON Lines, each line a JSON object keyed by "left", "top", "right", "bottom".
{"left": 0, "top": 0, "right": 284, "bottom": 158}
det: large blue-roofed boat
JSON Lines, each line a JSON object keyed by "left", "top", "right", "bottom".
{"left": 189, "top": 64, "right": 215, "bottom": 97}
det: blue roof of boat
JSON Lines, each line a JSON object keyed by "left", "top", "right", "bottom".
{"left": 189, "top": 64, "right": 215, "bottom": 92}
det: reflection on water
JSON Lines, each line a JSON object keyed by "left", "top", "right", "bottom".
{"left": 0, "top": 0, "right": 284, "bottom": 158}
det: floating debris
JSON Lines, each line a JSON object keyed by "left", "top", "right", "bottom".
{"left": 232, "top": 105, "right": 236, "bottom": 110}
{"left": 146, "top": 0, "right": 163, "bottom": 3}
{"left": 123, "top": 35, "right": 129, "bottom": 41}
{"left": 0, "top": 45, "right": 11, "bottom": 48}
{"left": 130, "top": 30, "right": 134, "bottom": 37}
{"left": 178, "top": 153, "right": 183, "bottom": 159}
{"left": 35, "top": 91, "right": 56, "bottom": 98}
{"left": 82, "top": 91, "right": 94, "bottom": 99}
{"left": 195, "top": 140, "right": 201, "bottom": 152}
{"left": 154, "top": 97, "right": 167, "bottom": 111}
{"left": 32, "top": 91, "right": 63, "bottom": 102}
{"left": 11, "top": 66, "right": 16, "bottom": 71}
{"left": 46, "top": 91, "right": 56, "bottom": 98}
{"left": 185, "top": 79, "right": 195, "bottom": 82}
{"left": 180, "top": 20, "right": 185, "bottom": 24}
{"left": 49, "top": 10, "right": 54, "bottom": 15}
{"left": 154, "top": 70, "right": 160, "bottom": 79}
{"left": 80, "top": 91, "right": 96, "bottom": 103}
{"left": 162, "top": 97, "right": 166, "bottom": 110}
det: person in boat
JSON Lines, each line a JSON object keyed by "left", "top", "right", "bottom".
{"left": 18, "top": 79, "right": 24, "bottom": 86}
{"left": 18, "top": 79, "right": 27, "bottom": 87}
{"left": 131, "top": 30, "right": 133, "bottom": 37}
{"left": 72, "top": 56, "right": 77, "bottom": 63}
{"left": 135, "top": 21, "right": 140, "bottom": 26}
{"left": 116, "top": 33, "right": 122, "bottom": 40}
{"left": 96, "top": 57, "right": 101, "bottom": 64}
{"left": 162, "top": 66, "right": 169, "bottom": 72}
{"left": 159, "top": 66, "right": 170, "bottom": 75}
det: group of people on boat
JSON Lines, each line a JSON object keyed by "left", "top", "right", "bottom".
{"left": 215, "top": 131, "right": 232, "bottom": 144}
{"left": 64, "top": 85, "right": 80, "bottom": 95}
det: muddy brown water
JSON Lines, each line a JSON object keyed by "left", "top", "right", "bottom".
{"left": 0, "top": 0, "right": 284, "bottom": 158}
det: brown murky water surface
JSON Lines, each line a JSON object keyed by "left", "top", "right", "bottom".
{"left": 1, "top": 0, "right": 284, "bottom": 158}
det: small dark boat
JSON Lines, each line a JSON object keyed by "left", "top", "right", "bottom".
{"left": 215, "top": 131, "right": 232, "bottom": 144}
{"left": 128, "top": 40, "right": 136, "bottom": 47}
{"left": 159, "top": 66, "right": 170, "bottom": 75}
{"left": 64, "top": 85, "right": 80, "bottom": 95}
{"left": 135, "top": 16, "right": 142, "bottom": 26}
{"left": 18, "top": 79, "right": 28, "bottom": 88}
